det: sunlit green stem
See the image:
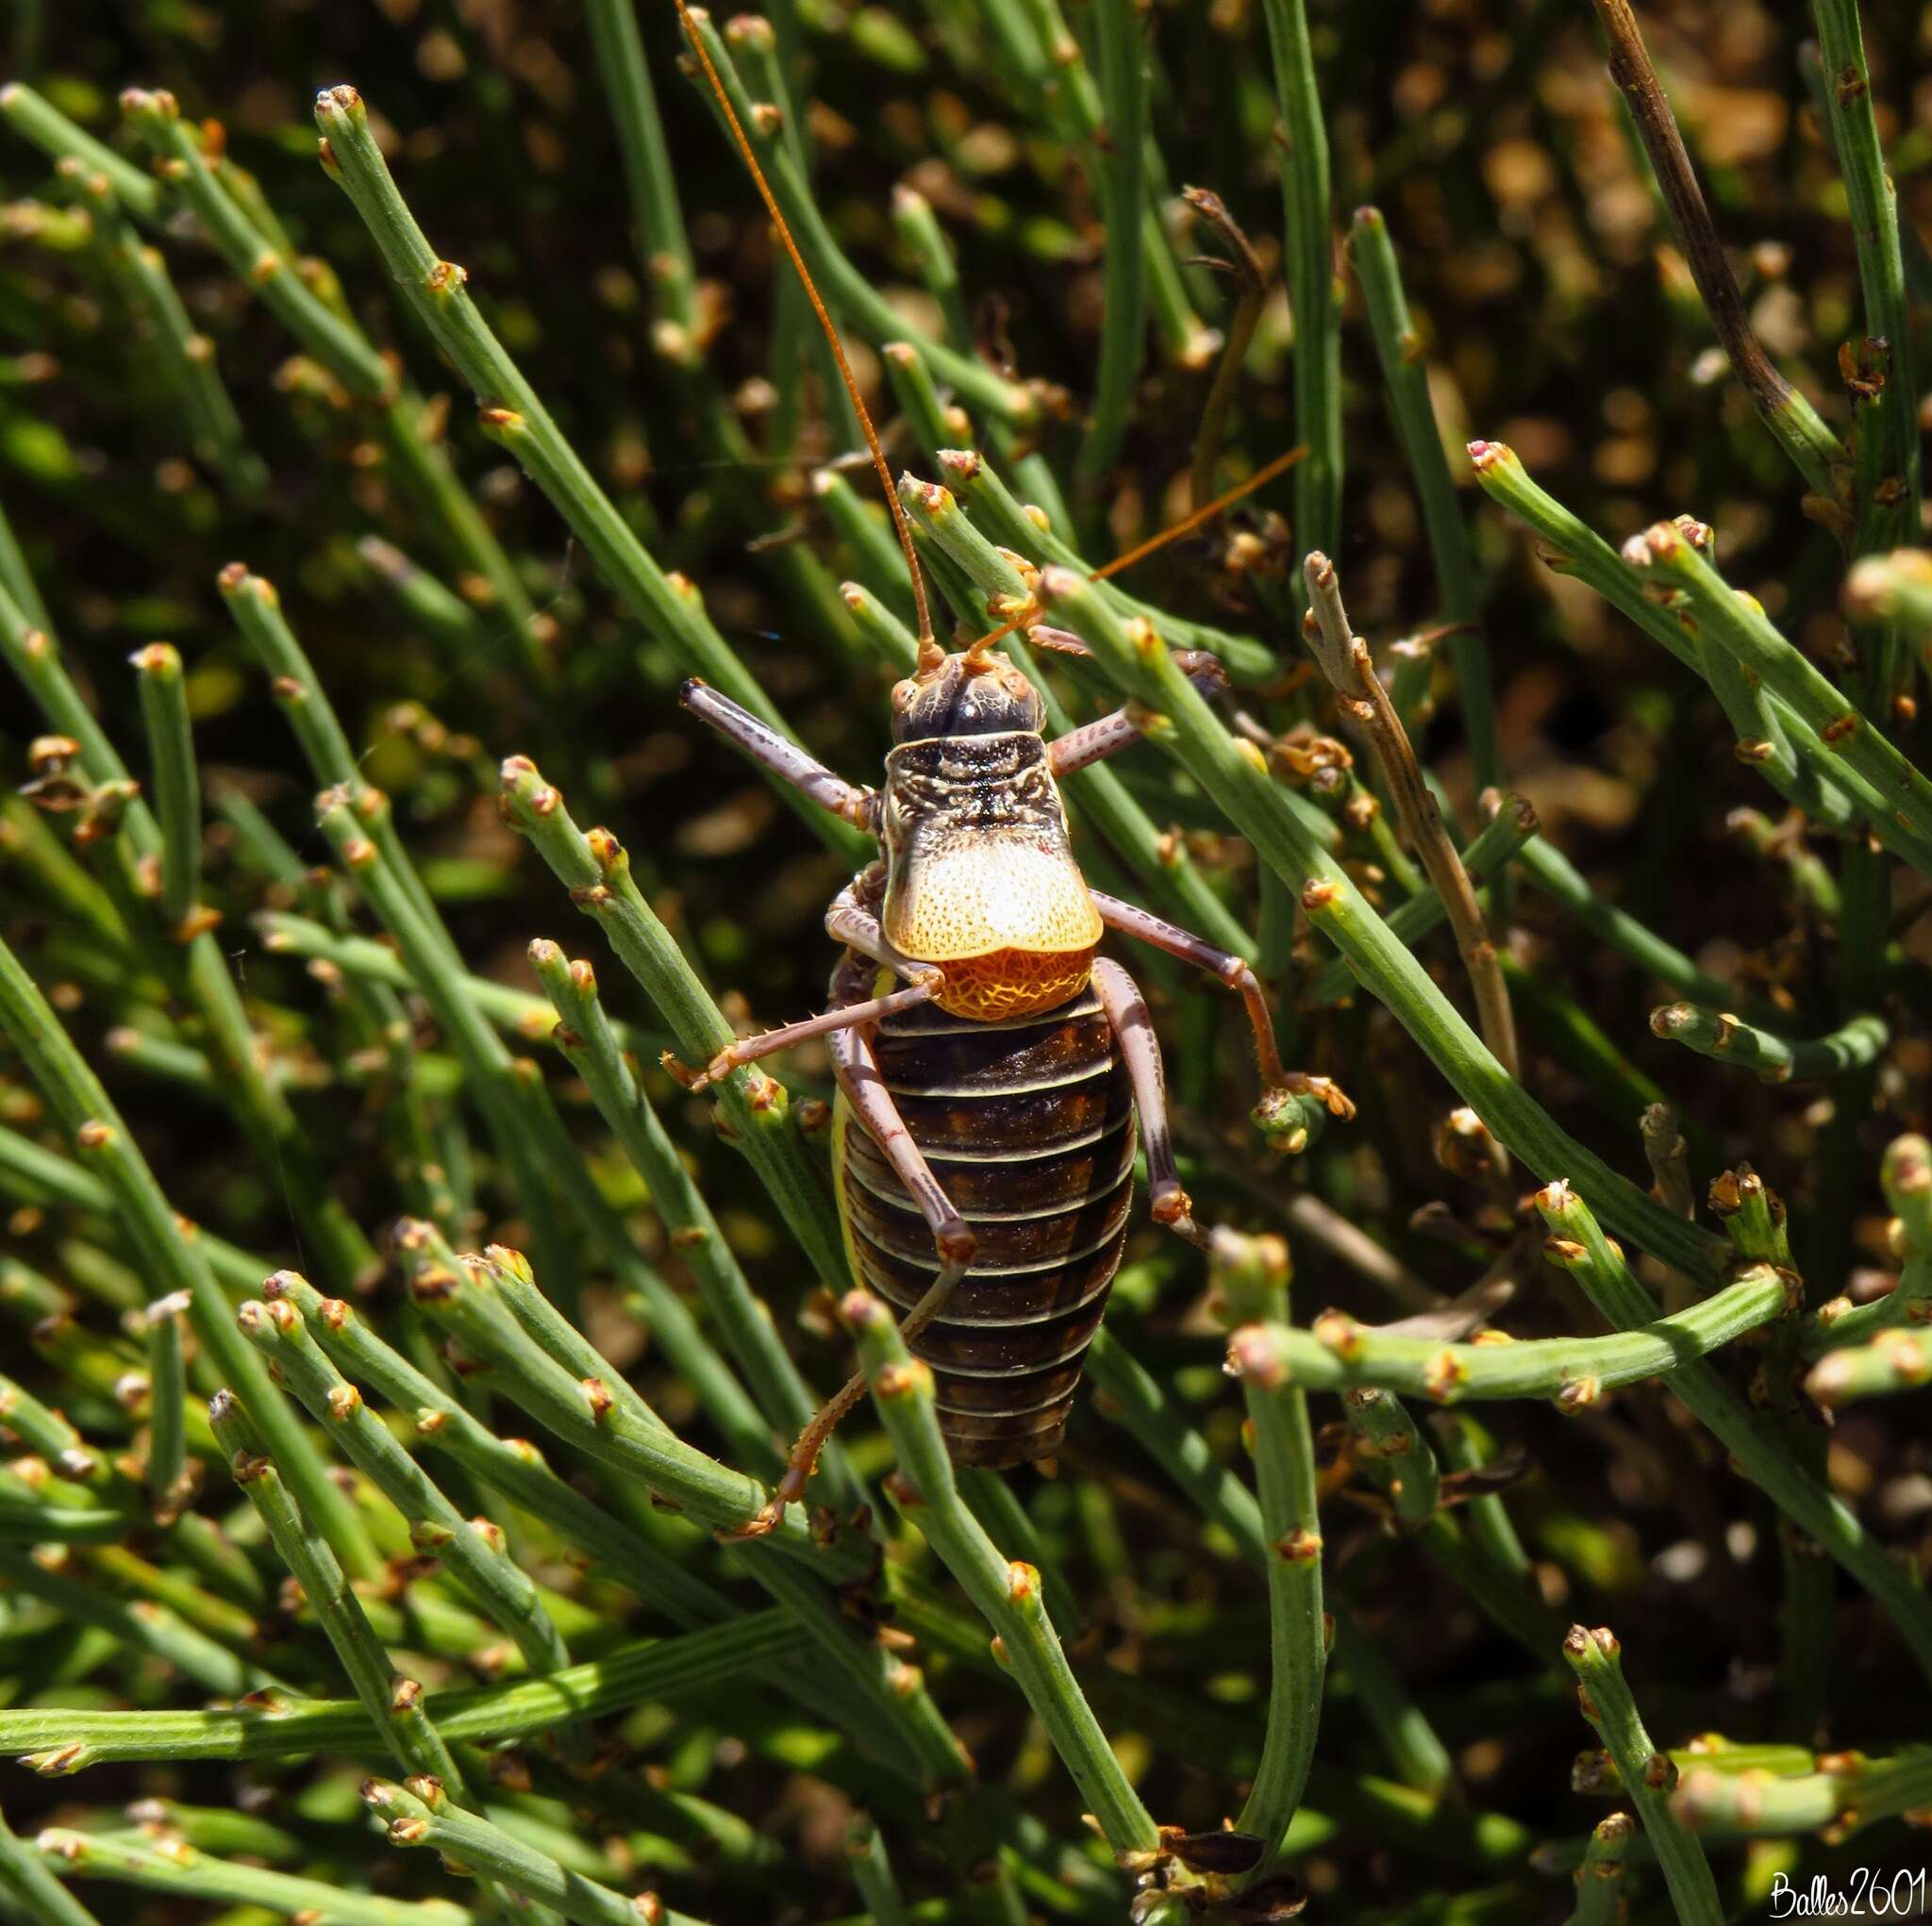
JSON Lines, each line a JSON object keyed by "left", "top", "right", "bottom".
{"left": 841, "top": 1289, "right": 1157, "bottom": 1855}
{"left": 0, "top": 933, "right": 379, "bottom": 1579}
{"left": 1649, "top": 1004, "right": 1887, "bottom": 1081}
{"left": 1563, "top": 1624, "right": 1721, "bottom": 1926}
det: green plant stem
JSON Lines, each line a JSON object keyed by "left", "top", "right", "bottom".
{"left": 142, "top": 1290, "right": 189, "bottom": 1523}
{"left": 580, "top": 0, "right": 696, "bottom": 330}
{"left": 1562, "top": 1624, "right": 1722, "bottom": 1926}
{"left": 406, "top": 1251, "right": 967, "bottom": 1792}
{"left": 1846, "top": 549, "right": 1932, "bottom": 638}
{"left": 1587, "top": 0, "right": 1845, "bottom": 499}
{"left": 841, "top": 1290, "right": 1157, "bottom": 1855}
{"left": 0, "top": 1124, "right": 262, "bottom": 1299}
{"left": 260, "top": 1270, "right": 725, "bottom": 1629}
{"left": 497, "top": 756, "right": 849, "bottom": 1297}
{"left": 1673, "top": 1746, "right": 1932, "bottom": 1836}
{"left": 891, "top": 186, "right": 971, "bottom": 349}
{"left": 0, "top": 1505, "right": 135, "bottom": 1547}
{"left": 255, "top": 911, "right": 668, "bottom": 1059}
{"left": 1805, "top": 1136, "right": 1932, "bottom": 1358}
{"left": 309, "top": 789, "right": 579, "bottom": 1303}
{"left": 1077, "top": 0, "right": 1147, "bottom": 490}
{"left": 1804, "top": 1325, "right": 1932, "bottom": 1408}
{"left": 1812, "top": 0, "right": 1921, "bottom": 535}
{"left": 846, "top": 1816, "right": 911, "bottom": 1926}
{"left": 1239, "top": 1265, "right": 1788, "bottom": 1405}
{"left": 127, "top": 641, "right": 202, "bottom": 933}
{"left": 0, "top": 1546, "right": 262, "bottom": 1696}
{"left": 0, "top": 82, "right": 162, "bottom": 217}
{"left": 100, "top": 212, "right": 267, "bottom": 498}
{"left": 1465, "top": 445, "right": 1874, "bottom": 824}
{"left": 1625, "top": 519, "right": 1932, "bottom": 872}
{"left": 1090, "top": 1327, "right": 1554, "bottom": 1662}
{"left": 1346, "top": 208, "right": 1497, "bottom": 772}
{"left": 0, "top": 1613, "right": 795, "bottom": 1771}
{"left": 1535, "top": 1181, "right": 1932, "bottom": 1683}
{"left": 934, "top": 444, "right": 1278, "bottom": 682}
{"left": 238, "top": 1290, "right": 574, "bottom": 1682}
{"left": 1341, "top": 1387, "right": 1441, "bottom": 1524}
{"left": 1301, "top": 798, "right": 1529, "bottom": 1004}
{"left": 1259, "top": 0, "right": 1340, "bottom": 610}
{"left": 1304, "top": 552, "right": 1519, "bottom": 1080}
{"left": 0, "top": 933, "right": 381, "bottom": 1579}
{"left": 207, "top": 1390, "right": 467, "bottom": 1785}
{"left": 672, "top": 17, "right": 1031, "bottom": 423}
{"left": 1, "top": 581, "right": 379, "bottom": 1296}
{"left": 364, "top": 1778, "right": 706, "bottom": 1926}
{"left": 1649, "top": 1004, "right": 1888, "bottom": 1081}
{"left": 529, "top": 940, "right": 848, "bottom": 1493}
{"left": 0, "top": 1807, "right": 103, "bottom": 1926}
{"left": 1507, "top": 830, "right": 1762, "bottom": 1014}
{"left": 1563, "top": 1812, "right": 1632, "bottom": 1926}
{"left": 1030, "top": 567, "right": 1729, "bottom": 1284}
{"left": 312, "top": 83, "right": 863, "bottom": 859}
{"left": 32, "top": 1826, "right": 472, "bottom": 1925}
{"left": 1225, "top": 1323, "right": 1325, "bottom": 1868}
{"left": 115, "top": 89, "right": 543, "bottom": 670}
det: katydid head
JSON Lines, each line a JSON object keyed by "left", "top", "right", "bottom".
{"left": 890, "top": 645, "right": 1044, "bottom": 744}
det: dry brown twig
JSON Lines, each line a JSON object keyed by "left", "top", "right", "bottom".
{"left": 1302, "top": 551, "right": 1522, "bottom": 1094}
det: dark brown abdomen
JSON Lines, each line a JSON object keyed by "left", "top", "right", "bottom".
{"left": 837, "top": 988, "right": 1135, "bottom": 1469}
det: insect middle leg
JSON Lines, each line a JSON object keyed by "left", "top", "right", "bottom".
{"left": 722, "top": 1003, "right": 976, "bottom": 1541}
{"left": 1088, "top": 888, "right": 1354, "bottom": 1119}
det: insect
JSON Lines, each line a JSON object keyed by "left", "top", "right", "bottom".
{"left": 666, "top": 0, "right": 1352, "bottom": 1533}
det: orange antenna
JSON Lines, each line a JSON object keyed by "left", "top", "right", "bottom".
{"left": 968, "top": 442, "right": 1307, "bottom": 654}
{"left": 674, "top": 0, "right": 935, "bottom": 654}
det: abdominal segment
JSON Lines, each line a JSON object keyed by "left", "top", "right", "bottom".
{"left": 836, "top": 988, "right": 1136, "bottom": 1468}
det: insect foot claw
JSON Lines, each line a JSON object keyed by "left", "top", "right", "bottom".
{"left": 660, "top": 1050, "right": 708, "bottom": 1092}
{"left": 1150, "top": 1183, "right": 1210, "bottom": 1250}
{"left": 1251, "top": 1072, "right": 1351, "bottom": 1156}
{"left": 715, "top": 1501, "right": 785, "bottom": 1542}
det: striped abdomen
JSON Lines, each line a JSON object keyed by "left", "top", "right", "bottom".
{"left": 835, "top": 988, "right": 1135, "bottom": 1469}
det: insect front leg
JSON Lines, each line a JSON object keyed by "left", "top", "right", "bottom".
{"left": 680, "top": 678, "right": 878, "bottom": 830}
{"left": 1040, "top": 645, "right": 1228, "bottom": 780}
{"left": 665, "top": 869, "right": 944, "bottom": 1090}
{"left": 723, "top": 1005, "right": 976, "bottom": 1542}
{"left": 1089, "top": 888, "right": 1354, "bottom": 1123}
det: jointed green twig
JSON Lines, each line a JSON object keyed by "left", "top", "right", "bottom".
{"left": 841, "top": 1289, "right": 1157, "bottom": 1855}
{"left": 1563, "top": 1623, "right": 1723, "bottom": 1926}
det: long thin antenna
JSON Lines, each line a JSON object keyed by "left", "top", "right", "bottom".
{"left": 674, "top": 0, "right": 935, "bottom": 652}
{"left": 968, "top": 442, "right": 1307, "bottom": 655}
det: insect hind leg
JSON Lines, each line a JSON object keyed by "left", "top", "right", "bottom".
{"left": 719, "top": 1000, "right": 974, "bottom": 1542}
{"left": 1091, "top": 956, "right": 1211, "bottom": 1250}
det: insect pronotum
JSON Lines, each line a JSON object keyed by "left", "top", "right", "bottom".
{"left": 668, "top": 0, "right": 1352, "bottom": 1533}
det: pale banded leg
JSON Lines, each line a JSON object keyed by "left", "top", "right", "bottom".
{"left": 1089, "top": 888, "right": 1354, "bottom": 1119}
{"left": 1049, "top": 710, "right": 1143, "bottom": 777}
{"left": 824, "top": 873, "right": 945, "bottom": 988}
{"left": 723, "top": 1012, "right": 976, "bottom": 1540}
{"left": 1091, "top": 957, "right": 1208, "bottom": 1249}
{"left": 664, "top": 976, "right": 937, "bottom": 1091}
{"left": 680, "top": 678, "right": 877, "bottom": 830}
{"left": 664, "top": 872, "right": 945, "bottom": 1089}
{"left": 1040, "top": 646, "right": 1227, "bottom": 780}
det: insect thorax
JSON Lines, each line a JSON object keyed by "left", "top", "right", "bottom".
{"left": 880, "top": 730, "right": 1101, "bottom": 1023}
